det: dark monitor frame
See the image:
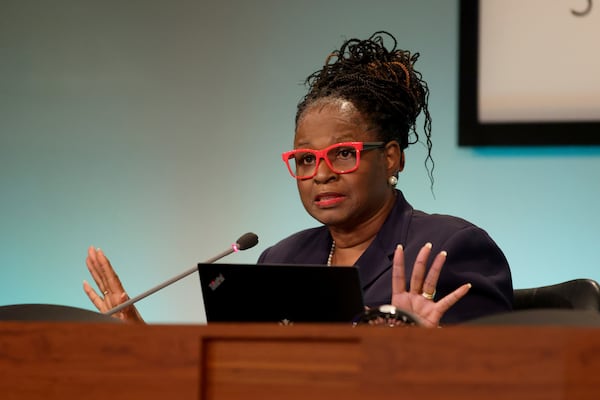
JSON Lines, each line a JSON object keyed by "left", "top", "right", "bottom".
{"left": 458, "top": 0, "right": 600, "bottom": 146}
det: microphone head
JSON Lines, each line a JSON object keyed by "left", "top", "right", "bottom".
{"left": 236, "top": 232, "right": 259, "bottom": 250}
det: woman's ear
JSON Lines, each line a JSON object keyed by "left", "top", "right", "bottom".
{"left": 384, "top": 141, "right": 404, "bottom": 174}
{"left": 399, "top": 150, "right": 405, "bottom": 172}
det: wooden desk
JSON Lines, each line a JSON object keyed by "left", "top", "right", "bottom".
{"left": 1, "top": 322, "right": 599, "bottom": 400}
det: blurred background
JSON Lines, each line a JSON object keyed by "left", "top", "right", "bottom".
{"left": 1, "top": 0, "right": 599, "bottom": 323}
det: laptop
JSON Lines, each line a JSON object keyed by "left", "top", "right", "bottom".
{"left": 198, "top": 263, "right": 365, "bottom": 323}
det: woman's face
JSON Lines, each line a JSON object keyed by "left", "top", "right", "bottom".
{"left": 293, "top": 100, "right": 400, "bottom": 230}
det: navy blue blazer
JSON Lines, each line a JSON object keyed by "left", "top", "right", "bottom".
{"left": 258, "top": 191, "right": 513, "bottom": 324}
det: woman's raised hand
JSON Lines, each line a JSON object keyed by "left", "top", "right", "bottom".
{"left": 391, "top": 243, "right": 471, "bottom": 328}
{"left": 83, "top": 246, "right": 144, "bottom": 323}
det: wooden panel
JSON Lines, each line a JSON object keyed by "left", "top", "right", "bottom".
{"left": 564, "top": 329, "right": 600, "bottom": 400}
{"left": 360, "top": 327, "right": 565, "bottom": 400}
{"left": 201, "top": 337, "right": 360, "bottom": 400}
{"left": 2, "top": 322, "right": 600, "bottom": 400}
{"left": 0, "top": 323, "right": 201, "bottom": 400}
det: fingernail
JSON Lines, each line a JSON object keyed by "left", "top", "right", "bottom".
{"left": 396, "top": 244, "right": 403, "bottom": 250}
{"left": 425, "top": 242, "right": 432, "bottom": 249}
{"left": 440, "top": 250, "right": 447, "bottom": 257}
{"left": 467, "top": 283, "right": 472, "bottom": 289}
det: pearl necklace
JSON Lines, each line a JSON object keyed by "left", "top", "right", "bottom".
{"left": 327, "top": 240, "right": 335, "bottom": 266}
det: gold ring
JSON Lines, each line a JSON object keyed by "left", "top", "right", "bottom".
{"left": 422, "top": 291, "right": 435, "bottom": 300}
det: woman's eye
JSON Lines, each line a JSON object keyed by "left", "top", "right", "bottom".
{"left": 336, "top": 148, "right": 356, "bottom": 159}
{"left": 299, "top": 154, "right": 316, "bottom": 165}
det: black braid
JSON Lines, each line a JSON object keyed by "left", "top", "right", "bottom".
{"left": 296, "top": 31, "right": 435, "bottom": 189}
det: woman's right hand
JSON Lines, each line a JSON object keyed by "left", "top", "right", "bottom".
{"left": 83, "top": 246, "right": 145, "bottom": 323}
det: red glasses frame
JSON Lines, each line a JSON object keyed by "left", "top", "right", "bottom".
{"left": 281, "top": 141, "right": 385, "bottom": 179}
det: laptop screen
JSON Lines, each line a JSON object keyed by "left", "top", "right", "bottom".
{"left": 198, "top": 263, "right": 364, "bottom": 323}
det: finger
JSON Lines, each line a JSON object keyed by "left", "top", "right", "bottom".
{"left": 90, "top": 247, "right": 114, "bottom": 307}
{"left": 83, "top": 280, "right": 108, "bottom": 313}
{"left": 409, "top": 242, "right": 432, "bottom": 294}
{"left": 96, "top": 248, "right": 128, "bottom": 310}
{"left": 392, "top": 244, "right": 406, "bottom": 295}
{"left": 97, "top": 249, "right": 125, "bottom": 294}
{"left": 422, "top": 250, "right": 447, "bottom": 297}
{"left": 86, "top": 246, "right": 109, "bottom": 294}
{"left": 433, "top": 283, "right": 472, "bottom": 316}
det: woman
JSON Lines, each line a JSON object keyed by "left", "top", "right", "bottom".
{"left": 84, "top": 32, "right": 513, "bottom": 326}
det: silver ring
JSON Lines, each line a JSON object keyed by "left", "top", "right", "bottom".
{"left": 422, "top": 291, "right": 435, "bottom": 300}
{"left": 103, "top": 290, "right": 109, "bottom": 296}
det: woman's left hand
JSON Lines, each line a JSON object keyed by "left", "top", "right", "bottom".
{"left": 391, "top": 242, "right": 471, "bottom": 328}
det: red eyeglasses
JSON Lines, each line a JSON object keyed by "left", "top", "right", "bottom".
{"left": 282, "top": 141, "right": 385, "bottom": 179}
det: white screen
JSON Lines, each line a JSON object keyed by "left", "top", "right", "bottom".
{"left": 479, "top": 0, "right": 600, "bottom": 122}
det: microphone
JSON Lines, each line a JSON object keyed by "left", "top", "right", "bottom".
{"left": 104, "top": 232, "right": 259, "bottom": 316}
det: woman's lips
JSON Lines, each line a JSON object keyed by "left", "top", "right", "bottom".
{"left": 314, "top": 193, "right": 345, "bottom": 207}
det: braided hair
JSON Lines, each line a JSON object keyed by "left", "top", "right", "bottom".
{"left": 296, "top": 31, "right": 434, "bottom": 187}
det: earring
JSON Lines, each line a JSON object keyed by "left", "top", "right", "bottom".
{"left": 388, "top": 176, "right": 398, "bottom": 187}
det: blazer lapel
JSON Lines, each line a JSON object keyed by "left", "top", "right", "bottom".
{"left": 355, "top": 191, "right": 413, "bottom": 291}
{"left": 290, "top": 227, "right": 332, "bottom": 265}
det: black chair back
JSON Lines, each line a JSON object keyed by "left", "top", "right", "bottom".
{"left": 513, "top": 278, "right": 600, "bottom": 311}
{"left": 0, "top": 303, "right": 122, "bottom": 323}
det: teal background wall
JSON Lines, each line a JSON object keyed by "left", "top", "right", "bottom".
{"left": 2, "top": 0, "right": 599, "bottom": 323}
